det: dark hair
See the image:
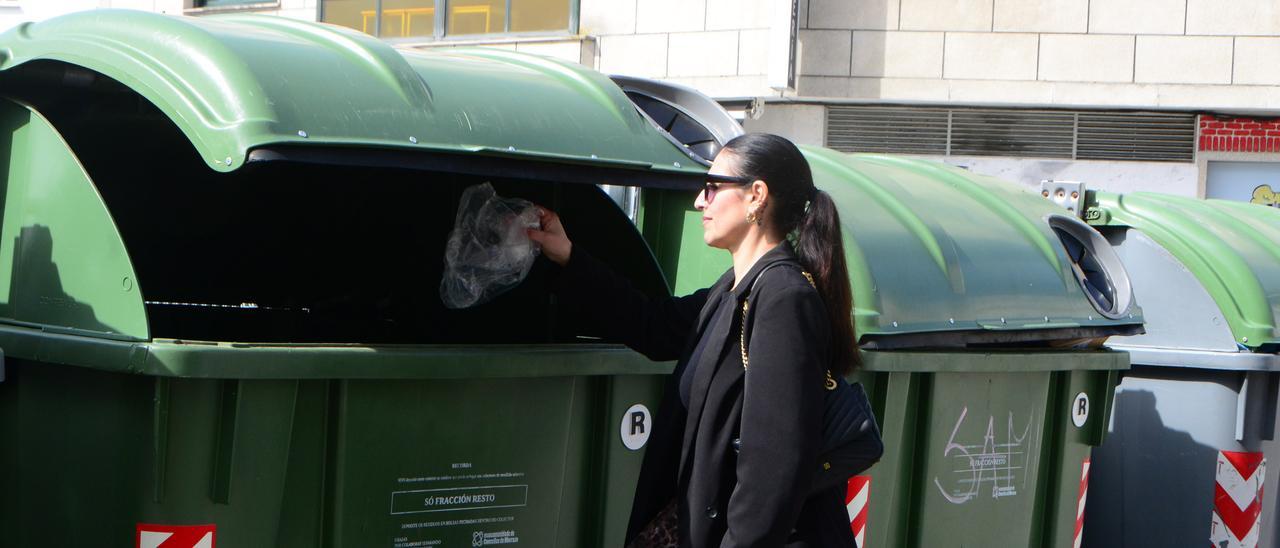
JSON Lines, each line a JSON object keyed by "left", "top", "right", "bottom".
{"left": 721, "top": 133, "right": 860, "bottom": 375}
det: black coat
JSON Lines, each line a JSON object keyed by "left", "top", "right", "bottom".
{"left": 558, "top": 243, "right": 856, "bottom": 548}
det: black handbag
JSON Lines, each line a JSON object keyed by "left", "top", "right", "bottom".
{"left": 739, "top": 263, "right": 884, "bottom": 495}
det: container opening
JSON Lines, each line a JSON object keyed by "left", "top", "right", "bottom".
{"left": 5, "top": 61, "right": 670, "bottom": 344}
{"left": 1055, "top": 227, "right": 1115, "bottom": 311}
{"left": 1047, "top": 215, "right": 1134, "bottom": 320}
{"left": 627, "top": 92, "right": 720, "bottom": 163}
{"left": 610, "top": 75, "right": 745, "bottom": 166}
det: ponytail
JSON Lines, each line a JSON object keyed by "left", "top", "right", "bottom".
{"left": 795, "top": 190, "right": 859, "bottom": 375}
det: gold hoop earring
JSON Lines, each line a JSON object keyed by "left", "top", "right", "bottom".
{"left": 746, "top": 210, "right": 758, "bottom": 224}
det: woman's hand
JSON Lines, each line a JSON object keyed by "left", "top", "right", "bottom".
{"left": 527, "top": 206, "right": 572, "bottom": 266}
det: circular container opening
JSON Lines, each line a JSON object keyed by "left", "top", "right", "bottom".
{"left": 625, "top": 91, "right": 721, "bottom": 163}
{"left": 1047, "top": 215, "right": 1134, "bottom": 319}
{"left": 611, "top": 75, "right": 745, "bottom": 167}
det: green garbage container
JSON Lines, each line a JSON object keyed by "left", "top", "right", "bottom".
{"left": 638, "top": 149, "right": 1143, "bottom": 547}
{"left": 1075, "top": 192, "right": 1280, "bottom": 548}
{"left": 0, "top": 10, "right": 715, "bottom": 548}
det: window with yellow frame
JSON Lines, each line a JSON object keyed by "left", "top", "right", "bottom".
{"left": 320, "top": 0, "right": 575, "bottom": 40}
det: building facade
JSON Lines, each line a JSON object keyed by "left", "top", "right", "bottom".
{"left": 4, "top": 0, "right": 1279, "bottom": 205}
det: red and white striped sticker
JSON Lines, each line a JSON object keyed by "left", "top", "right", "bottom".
{"left": 1210, "top": 451, "right": 1266, "bottom": 548}
{"left": 1073, "top": 458, "right": 1089, "bottom": 548}
{"left": 135, "top": 524, "right": 216, "bottom": 548}
{"left": 846, "top": 475, "right": 870, "bottom": 548}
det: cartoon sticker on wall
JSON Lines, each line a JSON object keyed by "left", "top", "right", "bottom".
{"left": 1252, "top": 184, "right": 1278, "bottom": 207}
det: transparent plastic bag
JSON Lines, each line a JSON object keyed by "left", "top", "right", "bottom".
{"left": 440, "top": 182, "right": 542, "bottom": 309}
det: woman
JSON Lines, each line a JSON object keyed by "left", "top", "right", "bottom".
{"left": 528, "top": 133, "right": 859, "bottom": 547}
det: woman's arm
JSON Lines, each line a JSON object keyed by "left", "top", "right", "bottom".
{"left": 530, "top": 207, "right": 708, "bottom": 362}
{"left": 721, "top": 279, "right": 828, "bottom": 548}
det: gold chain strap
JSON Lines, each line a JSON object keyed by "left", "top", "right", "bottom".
{"left": 739, "top": 270, "right": 838, "bottom": 391}
{"left": 739, "top": 299, "right": 751, "bottom": 368}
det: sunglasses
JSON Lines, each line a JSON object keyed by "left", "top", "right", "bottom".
{"left": 702, "top": 173, "right": 754, "bottom": 202}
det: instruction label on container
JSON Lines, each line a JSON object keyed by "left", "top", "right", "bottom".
{"left": 392, "top": 485, "right": 528, "bottom": 515}
{"left": 391, "top": 470, "right": 527, "bottom": 547}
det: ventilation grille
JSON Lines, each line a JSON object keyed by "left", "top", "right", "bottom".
{"left": 1076, "top": 112, "right": 1196, "bottom": 161}
{"left": 826, "top": 107, "right": 948, "bottom": 155}
{"left": 950, "top": 110, "right": 1074, "bottom": 158}
{"left": 827, "top": 107, "right": 1196, "bottom": 162}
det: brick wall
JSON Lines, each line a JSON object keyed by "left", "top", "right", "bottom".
{"left": 1199, "top": 115, "right": 1280, "bottom": 153}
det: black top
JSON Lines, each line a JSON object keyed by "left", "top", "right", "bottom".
{"left": 555, "top": 243, "right": 856, "bottom": 548}
{"left": 678, "top": 285, "right": 738, "bottom": 409}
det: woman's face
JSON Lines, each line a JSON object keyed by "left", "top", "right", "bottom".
{"left": 695, "top": 151, "right": 754, "bottom": 249}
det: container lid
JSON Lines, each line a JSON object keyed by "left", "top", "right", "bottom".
{"left": 802, "top": 147, "right": 1144, "bottom": 347}
{"left": 0, "top": 10, "right": 705, "bottom": 185}
{"left": 1090, "top": 192, "right": 1280, "bottom": 351}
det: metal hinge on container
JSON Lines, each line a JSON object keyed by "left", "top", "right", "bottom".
{"left": 1040, "top": 180, "right": 1087, "bottom": 218}
{"left": 1040, "top": 180, "right": 1111, "bottom": 224}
